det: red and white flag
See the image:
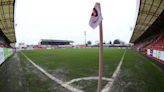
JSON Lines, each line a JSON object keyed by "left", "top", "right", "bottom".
{"left": 89, "top": 3, "right": 103, "bottom": 29}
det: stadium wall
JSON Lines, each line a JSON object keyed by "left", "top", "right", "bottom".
{"left": 0, "top": 47, "right": 14, "bottom": 65}
{"left": 147, "top": 49, "right": 164, "bottom": 62}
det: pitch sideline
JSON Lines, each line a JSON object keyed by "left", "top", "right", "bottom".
{"left": 21, "top": 52, "right": 83, "bottom": 92}
{"left": 21, "top": 49, "right": 126, "bottom": 92}
{"left": 102, "top": 49, "right": 126, "bottom": 92}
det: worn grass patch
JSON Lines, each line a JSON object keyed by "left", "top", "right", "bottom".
{"left": 0, "top": 53, "right": 70, "bottom": 92}
{"left": 71, "top": 80, "right": 107, "bottom": 92}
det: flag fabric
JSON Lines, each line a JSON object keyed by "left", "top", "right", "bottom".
{"left": 89, "top": 3, "right": 103, "bottom": 29}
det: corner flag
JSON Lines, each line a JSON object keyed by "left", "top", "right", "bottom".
{"left": 89, "top": 3, "right": 103, "bottom": 29}
{"left": 89, "top": 3, "right": 104, "bottom": 92}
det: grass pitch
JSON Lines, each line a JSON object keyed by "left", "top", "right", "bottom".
{"left": 0, "top": 54, "right": 69, "bottom": 92}
{"left": 1, "top": 48, "right": 164, "bottom": 92}
{"left": 17, "top": 48, "right": 164, "bottom": 91}
{"left": 22, "top": 48, "right": 125, "bottom": 81}
{"left": 111, "top": 50, "right": 164, "bottom": 92}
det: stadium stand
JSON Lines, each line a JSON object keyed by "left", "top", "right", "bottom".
{"left": 0, "top": 0, "right": 16, "bottom": 64}
{"left": 0, "top": 31, "right": 11, "bottom": 47}
{"left": 40, "top": 39, "right": 74, "bottom": 48}
{"left": 0, "top": 0, "right": 16, "bottom": 47}
{"left": 130, "top": 0, "right": 164, "bottom": 63}
{"left": 40, "top": 39, "right": 73, "bottom": 45}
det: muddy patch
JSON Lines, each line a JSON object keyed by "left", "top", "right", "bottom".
{"left": 0, "top": 53, "right": 70, "bottom": 92}
{"left": 110, "top": 69, "right": 147, "bottom": 92}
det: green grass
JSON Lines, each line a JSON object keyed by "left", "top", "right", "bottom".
{"left": 22, "top": 48, "right": 164, "bottom": 92}
{"left": 22, "top": 48, "right": 125, "bottom": 80}
{"left": 72, "top": 80, "right": 108, "bottom": 92}
{"left": 18, "top": 53, "right": 69, "bottom": 92}
{"left": 111, "top": 50, "right": 164, "bottom": 92}
{"left": 0, "top": 53, "right": 67, "bottom": 92}
{"left": 19, "top": 53, "right": 53, "bottom": 92}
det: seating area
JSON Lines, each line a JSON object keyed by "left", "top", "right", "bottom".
{"left": 133, "top": 34, "right": 164, "bottom": 63}
{"left": 133, "top": 34, "right": 164, "bottom": 52}
{"left": 0, "top": 42, "right": 6, "bottom": 48}
{"left": 145, "top": 35, "right": 164, "bottom": 51}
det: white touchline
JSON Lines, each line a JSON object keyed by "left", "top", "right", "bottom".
{"left": 102, "top": 49, "right": 127, "bottom": 92}
{"left": 21, "top": 52, "right": 83, "bottom": 92}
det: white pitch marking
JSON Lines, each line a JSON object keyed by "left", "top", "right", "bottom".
{"left": 21, "top": 52, "right": 83, "bottom": 92}
{"left": 21, "top": 51, "right": 125, "bottom": 92}
{"left": 65, "top": 76, "right": 112, "bottom": 85}
{"left": 102, "top": 49, "right": 126, "bottom": 92}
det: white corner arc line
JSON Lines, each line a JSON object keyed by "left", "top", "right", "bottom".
{"left": 102, "top": 49, "right": 126, "bottom": 92}
{"left": 65, "top": 77, "right": 112, "bottom": 85}
{"left": 21, "top": 52, "right": 83, "bottom": 92}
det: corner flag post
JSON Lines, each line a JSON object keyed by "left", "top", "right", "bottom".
{"left": 89, "top": 3, "right": 104, "bottom": 92}
{"left": 98, "top": 3, "right": 104, "bottom": 91}
{"left": 98, "top": 20, "right": 104, "bottom": 92}
{"left": 95, "top": 3, "right": 104, "bottom": 92}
